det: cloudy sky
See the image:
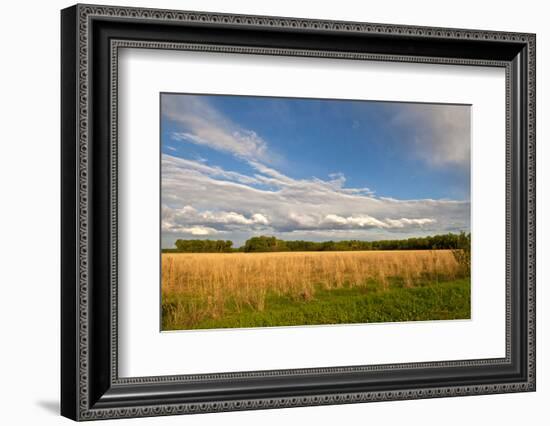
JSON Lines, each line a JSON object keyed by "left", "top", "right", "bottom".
{"left": 161, "top": 93, "right": 471, "bottom": 248}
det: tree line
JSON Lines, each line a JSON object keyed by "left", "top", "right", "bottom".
{"left": 163, "top": 232, "right": 471, "bottom": 253}
{"left": 163, "top": 239, "right": 234, "bottom": 253}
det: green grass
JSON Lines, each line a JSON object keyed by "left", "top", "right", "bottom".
{"left": 162, "top": 277, "right": 470, "bottom": 331}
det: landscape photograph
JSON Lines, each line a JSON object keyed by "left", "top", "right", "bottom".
{"left": 160, "top": 93, "right": 471, "bottom": 331}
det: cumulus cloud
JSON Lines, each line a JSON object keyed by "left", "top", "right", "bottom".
{"left": 323, "top": 214, "right": 435, "bottom": 229}
{"left": 161, "top": 203, "right": 271, "bottom": 236}
{"left": 390, "top": 103, "right": 471, "bottom": 168}
{"left": 384, "top": 217, "right": 436, "bottom": 228}
{"left": 161, "top": 153, "right": 468, "bottom": 245}
{"left": 161, "top": 223, "right": 219, "bottom": 236}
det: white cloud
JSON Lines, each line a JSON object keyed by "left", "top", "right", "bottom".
{"left": 162, "top": 95, "right": 272, "bottom": 163}
{"left": 161, "top": 153, "right": 468, "bottom": 246}
{"left": 162, "top": 203, "right": 271, "bottom": 234}
{"left": 160, "top": 96, "right": 469, "bottom": 247}
{"left": 162, "top": 223, "right": 219, "bottom": 236}
{"left": 384, "top": 217, "right": 436, "bottom": 228}
{"left": 324, "top": 214, "right": 389, "bottom": 229}
{"left": 322, "top": 214, "right": 434, "bottom": 229}
{"left": 391, "top": 103, "right": 470, "bottom": 168}
{"left": 200, "top": 210, "right": 270, "bottom": 226}
{"left": 162, "top": 155, "right": 262, "bottom": 186}
{"left": 251, "top": 213, "right": 269, "bottom": 225}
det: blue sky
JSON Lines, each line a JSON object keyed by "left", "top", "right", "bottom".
{"left": 161, "top": 93, "right": 470, "bottom": 248}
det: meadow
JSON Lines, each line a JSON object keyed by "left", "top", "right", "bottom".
{"left": 161, "top": 249, "right": 470, "bottom": 330}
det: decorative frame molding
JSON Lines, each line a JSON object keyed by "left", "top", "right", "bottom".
{"left": 61, "top": 4, "right": 535, "bottom": 421}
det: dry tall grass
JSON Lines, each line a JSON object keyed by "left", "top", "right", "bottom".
{"left": 162, "top": 250, "right": 463, "bottom": 327}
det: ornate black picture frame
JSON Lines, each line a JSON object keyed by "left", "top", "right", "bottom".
{"left": 61, "top": 4, "right": 536, "bottom": 421}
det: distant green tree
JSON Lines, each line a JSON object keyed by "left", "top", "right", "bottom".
{"left": 168, "top": 233, "right": 471, "bottom": 253}
{"left": 451, "top": 231, "right": 471, "bottom": 276}
{"left": 244, "top": 236, "right": 288, "bottom": 252}
{"left": 174, "top": 239, "right": 233, "bottom": 253}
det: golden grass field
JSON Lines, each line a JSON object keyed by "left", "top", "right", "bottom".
{"left": 161, "top": 250, "right": 468, "bottom": 330}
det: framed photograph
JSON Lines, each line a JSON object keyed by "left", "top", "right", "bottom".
{"left": 61, "top": 4, "right": 536, "bottom": 421}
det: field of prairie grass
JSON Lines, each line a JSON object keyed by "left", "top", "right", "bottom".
{"left": 161, "top": 250, "right": 470, "bottom": 330}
